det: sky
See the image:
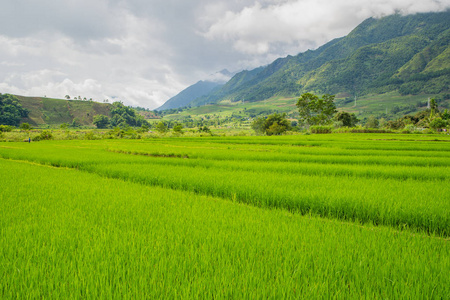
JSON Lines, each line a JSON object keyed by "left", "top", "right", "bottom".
{"left": 0, "top": 0, "right": 449, "bottom": 109}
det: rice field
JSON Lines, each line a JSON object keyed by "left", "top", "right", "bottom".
{"left": 1, "top": 133, "right": 449, "bottom": 298}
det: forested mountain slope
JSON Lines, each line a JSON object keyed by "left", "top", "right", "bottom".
{"left": 168, "top": 11, "right": 449, "bottom": 109}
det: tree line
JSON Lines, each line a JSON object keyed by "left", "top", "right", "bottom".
{"left": 251, "top": 93, "right": 450, "bottom": 135}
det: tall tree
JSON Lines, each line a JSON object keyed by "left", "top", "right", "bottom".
{"left": 93, "top": 115, "right": 110, "bottom": 129}
{"left": 110, "top": 101, "right": 149, "bottom": 128}
{"left": 335, "top": 111, "right": 359, "bottom": 127}
{"left": 296, "top": 93, "right": 336, "bottom": 126}
{"left": 251, "top": 113, "right": 290, "bottom": 136}
{"left": 0, "top": 94, "right": 29, "bottom": 126}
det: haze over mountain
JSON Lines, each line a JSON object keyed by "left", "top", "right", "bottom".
{"left": 156, "top": 81, "right": 223, "bottom": 111}
{"left": 158, "top": 11, "right": 450, "bottom": 110}
{"left": 156, "top": 69, "right": 237, "bottom": 111}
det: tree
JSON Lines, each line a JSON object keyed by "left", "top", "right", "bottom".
{"left": 365, "top": 116, "right": 379, "bottom": 128}
{"left": 65, "top": 95, "right": 70, "bottom": 100}
{"left": 263, "top": 113, "right": 290, "bottom": 135}
{"left": 441, "top": 109, "right": 450, "bottom": 121}
{"left": 429, "top": 98, "right": 437, "bottom": 117}
{"left": 429, "top": 117, "right": 446, "bottom": 130}
{"left": 173, "top": 123, "right": 183, "bottom": 134}
{"left": 266, "top": 122, "right": 286, "bottom": 135}
{"left": 93, "top": 115, "right": 110, "bottom": 129}
{"left": 109, "top": 102, "right": 143, "bottom": 128}
{"left": 140, "top": 123, "right": 150, "bottom": 133}
{"left": 20, "top": 123, "right": 31, "bottom": 130}
{"left": 251, "top": 113, "right": 290, "bottom": 135}
{"left": 334, "top": 111, "right": 359, "bottom": 127}
{"left": 155, "top": 121, "right": 168, "bottom": 133}
{"left": 251, "top": 117, "right": 266, "bottom": 135}
{"left": 296, "top": 93, "right": 337, "bottom": 126}
{"left": 0, "top": 94, "right": 29, "bottom": 126}
{"left": 198, "top": 125, "right": 211, "bottom": 134}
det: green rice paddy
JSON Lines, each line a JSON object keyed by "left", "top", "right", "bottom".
{"left": 1, "top": 133, "right": 449, "bottom": 298}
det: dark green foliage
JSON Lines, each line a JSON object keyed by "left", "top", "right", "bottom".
{"left": 19, "top": 123, "right": 31, "bottom": 130}
{"left": 430, "top": 98, "right": 438, "bottom": 116}
{"left": 429, "top": 117, "right": 447, "bottom": 129}
{"left": 297, "top": 93, "right": 337, "bottom": 126}
{"left": 365, "top": 116, "right": 379, "bottom": 128}
{"left": 32, "top": 130, "right": 53, "bottom": 141}
{"left": 335, "top": 112, "right": 359, "bottom": 127}
{"left": 251, "top": 113, "right": 290, "bottom": 135}
{"left": 140, "top": 124, "right": 150, "bottom": 133}
{"left": 93, "top": 115, "right": 110, "bottom": 129}
{"left": 173, "top": 123, "right": 183, "bottom": 134}
{"left": 0, "top": 125, "right": 14, "bottom": 132}
{"left": 384, "top": 119, "right": 405, "bottom": 130}
{"left": 0, "top": 94, "right": 29, "bottom": 126}
{"left": 442, "top": 109, "right": 450, "bottom": 120}
{"left": 110, "top": 102, "right": 149, "bottom": 128}
{"left": 155, "top": 121, "right": 168, "bottom": 133}
{"left": 251, "top": 117, "right": 266, "bottom": 135}
{"left": 198, "top": 126, "right": 211, "bottom": 134}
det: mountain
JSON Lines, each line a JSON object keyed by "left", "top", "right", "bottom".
{"left": 156, "top": 69, "right": 237, "bottom": 111}
{"left": 187, "top": 11, "right": 450, "bottom": 107}
{"left": 156, "top": 80, "right": 223, "bottom": 111}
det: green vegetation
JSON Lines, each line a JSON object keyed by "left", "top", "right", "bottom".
{"left": 159, "top": 12, "right": 449, "bottom": 116}
{"left": 297, "top": 93, "right": 337, "bottom": 126}
{"left": 0, "top": 134, "right": 449, "bottom": 297}
{"left": 14, "top": 95, "right": 111, "bottom": 127}
{"left": 155, "top": 121, "right": 168, "bottom": 133}
{"left": 0, "top": 94, "right": 29, "bottom": 126}
{"left": 334, "top": 111, "right": 359, "bottom": 127}
{"left": 93, "top": 114, "right": 110, "bottom": 128}
{"left": 251, "top": 113, "right": 291, "bottom": 135}
{"left": 110, "top": 101, "right": 149, "bottom": 128}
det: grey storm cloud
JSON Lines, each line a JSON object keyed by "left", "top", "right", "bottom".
{"left": 0, "top": 0, "right": 449, "bottom": 109}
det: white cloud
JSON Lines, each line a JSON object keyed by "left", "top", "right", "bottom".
{"left": 0, "top": 0, "right": 448, "bottom": 109}
{"left": 203, "top": 0, "right": 450, "bottom": 55}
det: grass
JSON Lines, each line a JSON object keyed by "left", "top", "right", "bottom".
{"left": 0, "top": 134, "right": 449, "bottom": 235}
{"left": 335, "top": 91, "right": 449, "bottom": 116}
{"left": 1, "top": 157, "right": 449, "bottom": 298}
{"left": 15, "top": 95, "right": 111, "bottom": 127}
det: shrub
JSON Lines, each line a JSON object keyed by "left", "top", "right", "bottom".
{"left": 429, "top": 118, "right": 447, "bottom": 130}
{"left": 251, "top": 113, "right": 290, "bottom": 135}
{"left": 84, "top": 132, "right": 96, "bottom": 140}
{"left": 0, "top": 125, "right": 14, "bottom": 132}
{"left": 20, "top": 123, "right": 31, "bottom": 130}
{"left": 33, "top": 130, "right": 53, "bottom": 141}
{"left": 310, "top": 126, "right": 333, "bottom": 134}
{"left": 173, "top": 123, "right": 183, "bottom": 134}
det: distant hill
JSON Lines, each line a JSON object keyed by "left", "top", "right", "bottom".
{"left": 156, "top": 81, "right": 223, "bottom": 111}
{"left": 14, "top": 95, "right": 112, "bottom": 126}
{"left": 180, "top": 11, "right": 450, "bottom": 107}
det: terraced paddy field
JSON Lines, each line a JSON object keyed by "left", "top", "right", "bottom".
{"left": 1, "top": 133, "right": 449, "bottom": 298}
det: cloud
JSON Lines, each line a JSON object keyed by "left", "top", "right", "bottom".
{"left": 203, "top": 0, "right": 450, "bottom": 55}
{"left": 0, "top": 0, "right": 448, "bottom": 109}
